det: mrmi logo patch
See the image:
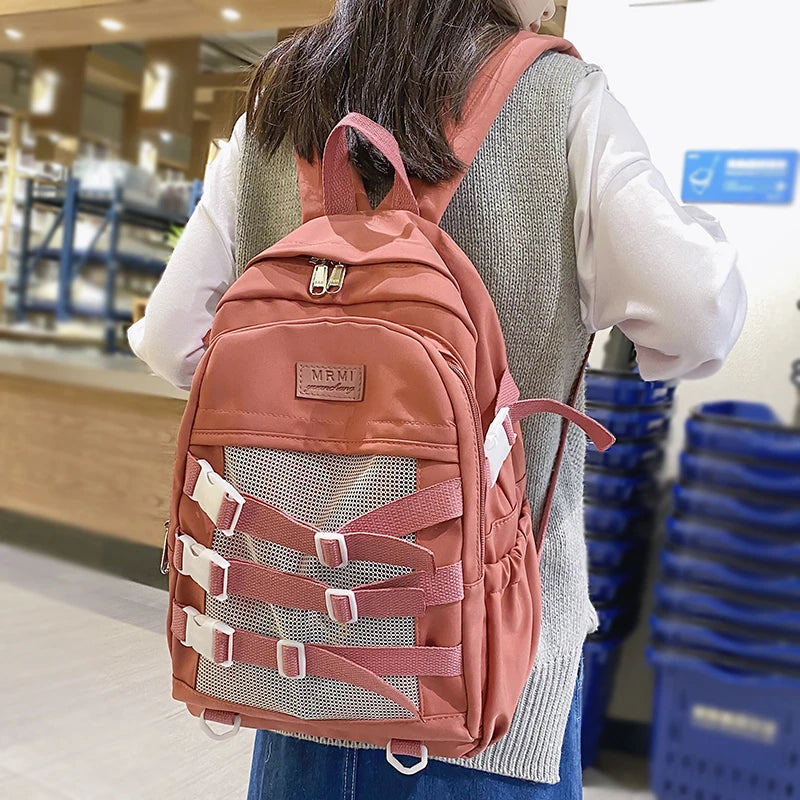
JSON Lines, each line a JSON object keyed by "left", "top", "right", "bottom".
{"left": 296, "top": 363, "right": 365, "bottom": 402}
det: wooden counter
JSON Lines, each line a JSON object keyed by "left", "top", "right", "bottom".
{"left": 1, "top": 343, "right": 186, "bottom": 549}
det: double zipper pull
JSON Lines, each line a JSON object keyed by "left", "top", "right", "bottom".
{"left": 308, "top": 258, "right": 348, "bottom": 295}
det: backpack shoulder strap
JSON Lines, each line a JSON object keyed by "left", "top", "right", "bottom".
{"left": 295, "top": 32, "right": 579, "bottom": 224}
{"left": 412, "top": 32, "right": 580, "bottom": 224}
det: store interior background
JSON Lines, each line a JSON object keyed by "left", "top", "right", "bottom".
{"left": 0, "top": 1, "right": 797, "bottom": 799}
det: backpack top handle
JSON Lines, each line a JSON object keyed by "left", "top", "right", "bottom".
{"left": 322, "top": 112, "right": 420, "bottom": 217}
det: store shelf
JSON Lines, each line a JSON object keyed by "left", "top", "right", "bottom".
{"left": 24, "top": 300, "right": 133, "bottom": 323}
{"left": 25, "top": 247, "right": 167, "bottom": 275}
{"left": 30, "top": 191, "right": 189, "bottom": 232}
{"left": 14, "top": 176, "right": 199, "bottom": 351}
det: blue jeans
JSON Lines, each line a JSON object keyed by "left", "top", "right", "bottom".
{"left": 247, "top": 668, "right": 583, "bottom": 799}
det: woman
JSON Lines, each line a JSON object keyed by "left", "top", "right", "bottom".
{"left": 130, "top": 1, "right": 746, "bottom": 797}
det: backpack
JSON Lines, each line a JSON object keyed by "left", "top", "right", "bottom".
{"left": 164, "top": 32, "right": 613, "bottom": 775}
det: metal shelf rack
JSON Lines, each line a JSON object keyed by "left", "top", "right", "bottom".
{"left": 15, "top": 177, "right": 201, "bottom": 351}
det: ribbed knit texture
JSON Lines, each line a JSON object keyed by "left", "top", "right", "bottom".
{"left": 235, "top": 51, "right": 600, "bottom": 784}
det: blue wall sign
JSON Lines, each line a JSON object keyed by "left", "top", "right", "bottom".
{"left": 682, "top": 150, "right": 798, "bottom": 205}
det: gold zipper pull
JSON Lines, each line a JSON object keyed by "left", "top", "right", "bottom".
{"left": 309, "top": 259, "right": 329, "bottom": 296}
{"left": 326, "top": 263, "right": 347, "bottom": 294}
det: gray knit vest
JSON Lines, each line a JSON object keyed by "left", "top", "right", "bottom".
{"left": 235, "top": 52, "right": 600, "bottom": 784}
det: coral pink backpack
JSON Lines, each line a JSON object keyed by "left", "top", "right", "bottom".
{"left": 165, "top": 32, "right": 613, "bottom": 774}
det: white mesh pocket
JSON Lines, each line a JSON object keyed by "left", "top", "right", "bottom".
{"left": 194, "top": 446, "right": 419, "bottom": 720}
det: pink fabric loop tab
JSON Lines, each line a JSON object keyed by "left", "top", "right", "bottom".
{"left": 510, "top": 398, "right": 615, "bottom": 452}
{"left": 495, "top": 368, "right": 521, "bottom": 414}
{"left": 390, "top": 739, "right": 425, "bottom": 758}
{"left": 386, "top": 739, "right": 429, "bottom": 775}
{"left": 322, "top": 112, "right": 419, "bottom": 216}
{"left": 202, "top": 709, "right": 238, "bottom": 727}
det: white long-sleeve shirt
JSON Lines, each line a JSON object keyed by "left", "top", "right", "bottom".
{"left": 129, "top": 72, "right": 746, "bottom": 390}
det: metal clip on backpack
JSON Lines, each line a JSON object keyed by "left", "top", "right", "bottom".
{"left": 164, "top": 32, "right": 613, "bottom": 774}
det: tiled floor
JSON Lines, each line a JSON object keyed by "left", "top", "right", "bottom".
{"left": 0, "top": 543, "right": 654, "bottom": 799}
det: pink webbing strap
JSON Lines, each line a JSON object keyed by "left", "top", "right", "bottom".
{"left": 200, "top": 556, "right": 464, "bottom": 621}
{"left": 339, "top": 478, "right": 463, "bottom": 536}
{"left": 412, "top": 32, "right": 580, "bottom": 224}
{"left": 532, "top": 338, "right": 604, "bottom": 550}
{"left": 296, "top": 33, "right": 577, "bottom": 224}
{"left": 492, "top": 339, "right": 610, "bottom": 550}
{"left": 183, "top": 454, "right": 462, "bottom": 574}
{"left": 368, "top": 561, "right": 465, "bottom": 607}
{"left": 509, "top": 399, "right": 614, "bottom": 453}
{"left": 322, "top": 112, "right": 419, "bottom": 217}
{"left": 172, "top": 603, "right": 461, "bottom": 718}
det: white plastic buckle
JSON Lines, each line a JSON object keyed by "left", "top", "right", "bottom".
{"left": 484, "top": 407, "right": 515, "bottom": 488}
{"left": 276, "top": 639, "right": 307, "bottom": 680}
{"left": 314, "top": 531, "right": 349, "bottom": 568}
{"left": 180, "top": 606, "right": 234, "bottom": 667}
{"left": 385, "top": 741, "right": 429, "bottom": 776}
{"left": 200, "top": 710, "right": 241, "bottom": 742}
{"left": 325, "top": 587, "right": 359, "bottom": 624}
{"left": 191, "top": 459, "right": 245, "bottom": 536}
{"left": 177, "top": 534, "right": 230, "bottom": 600}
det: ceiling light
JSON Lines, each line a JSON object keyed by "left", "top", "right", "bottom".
{"left": 5, "top": 29, "right": 24, "bottom": 41}
{"left": 221, "top": 8, "right": 241, "bottom": 22}
{"left": 100, "top": 18, "right": 125, "bottom": 32}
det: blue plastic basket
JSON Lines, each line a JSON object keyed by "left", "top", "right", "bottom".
{"left": 687, "top": 401, "right": 800, "bottom": 466}
{"left": 595, "top": 605, "right": 638, "bottom": 639}
{"left": 651, "top": 614, "right": 800, "bottom": 670}
{"left": 656, "top": 581, "right": 800, "bottom": 635}
{"left": 586, "top": 438, "right": 664, "bottom": 472}
{"left": 582, "top": 637, "right": 623, "bottom": 769}
{"left": 673, "top": 485, "right": 800, "bottom": 534}
{"left": 584, "top": 469, "right": 658, "bottom": 505}
{"left": 588, "top": 404, "right": 672, "bottom": 440}
{"left": 666, "top": 516, "right": 800, "bottom": 568}
{"left": 661, "top": 549, "right": 800, "bottom": 601}
{"left": 587, "top": 536, "right": 646, "bottom": 570}
{"left": 586, "top": 370, "right": 677, "bottom": 407}
{"left": 650, "top": 648, "right": 800, "bottom": 800}
{"left": 693, "top": 400, "right": 782, "bottom": 425}
{"left": 584, "top": 502, "right": 652, "bottom": 537}
{"left": 680, "top": 451, "right": 800, "bottom": 499}
{"left": 589, "top": 568, "right": 639, "bottom": 606}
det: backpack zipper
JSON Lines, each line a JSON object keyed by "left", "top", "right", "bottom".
{"left": 444, "top": 354, "right": 486, "bottom": 569}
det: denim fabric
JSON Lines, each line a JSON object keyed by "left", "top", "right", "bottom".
{"left": 246, "top": 667, "right": 583, "bottom": 800}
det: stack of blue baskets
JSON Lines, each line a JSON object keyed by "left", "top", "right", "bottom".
{"left": 650, "top": 401, "right": 800, "bottom": 800}
{"left": 581, "top": 369, "right": 677, "bottom": 767}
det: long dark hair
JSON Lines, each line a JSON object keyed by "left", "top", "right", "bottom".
{"left": 246, "top": 0, "right": 523, "bottom": 184}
